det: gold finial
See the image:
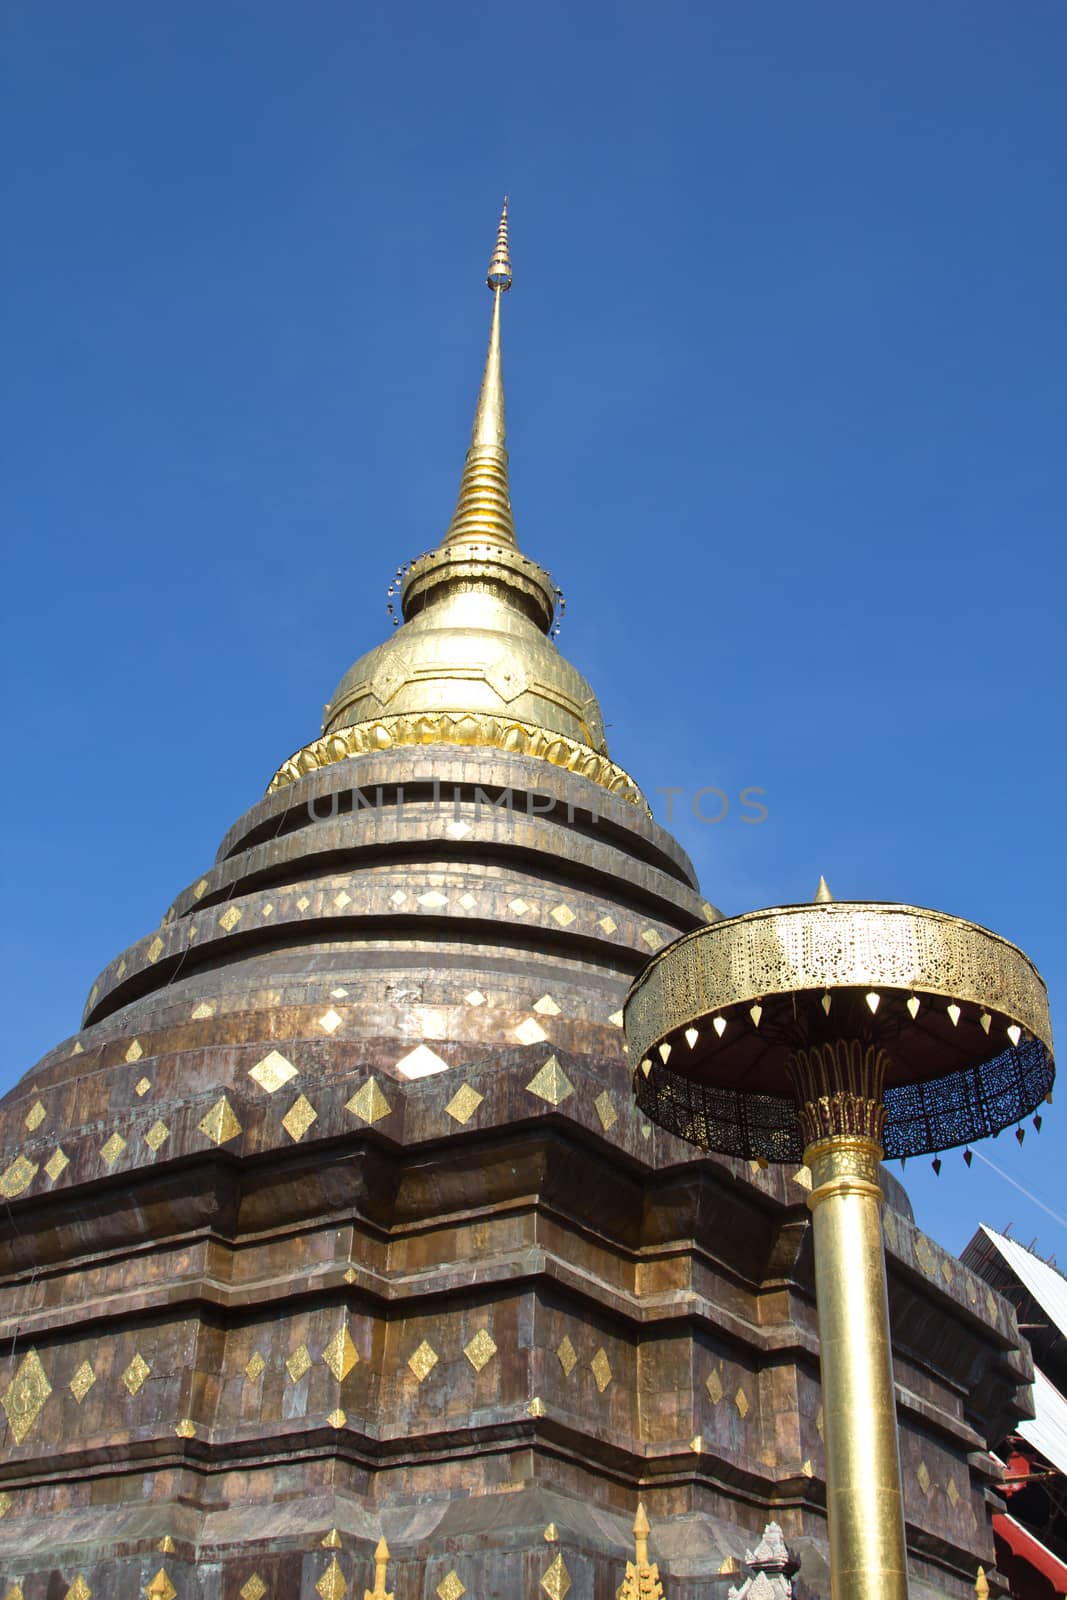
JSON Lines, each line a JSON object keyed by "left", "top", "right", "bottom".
{"left": 616, "top": 1503, "right": 664, "bottom": 1600}
{"left": 487, "top": 196, "right": 512, "bottom": 290}
{"left": 365, "top": 1535, "right": 393, "bottom": 1600}
{"left": 633, "top": 1503, "right": 650, "bottom": 1567}
{"left": 975, "top": 1568, "right": 990, "bottom": 1599}
{"left": 813, "top": 875, "right": 834, "bottom": 903}
{"left": 442, "top": 200, "right": 517, "bottom": 549}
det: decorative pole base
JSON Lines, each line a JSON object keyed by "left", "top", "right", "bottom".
{"left": 790, "top": 1042, "right": 910, "bottom": 1600}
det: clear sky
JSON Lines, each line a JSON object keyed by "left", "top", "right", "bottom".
{"left": 2, "top": 1, "right": 1064, "bottom": 1259}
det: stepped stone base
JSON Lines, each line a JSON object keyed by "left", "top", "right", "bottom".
{"left": 0, "top": 750, "right": 1028, "bottom": 1599}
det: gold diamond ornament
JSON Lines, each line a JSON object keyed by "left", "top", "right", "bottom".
{"left": 590, "top": 1347, "right": 613, "bottom": 1392}
{"left": 282, "top": 1094, "right": 318, "bottom": 1142}
{"left": 445, "top": 1083, "right": 483, "bottom": 1125}
{"left": 44, "top": 1148, "right": 69, "bottom": 1182}
{"left": 249, "top": 1049, "right": 299, "bottom": 1093}
{"left": 70, "top": 1360, "right": 97, "bottom": 1403}
{"left": 556, "top": 1336, "right": 577, "bottom": 1377}
{"left": 346, "top": 1078, "right": 392, "bottom": 1125}
{"left": 100, "top": 1132, "right": 127, "bottom": 1168}
{"left": 316, "top": 1555, "right": 348, "bottom": 1600}
{"left": 541, "top": 1553, "right": 572, "bottom": 1600}
{"left": 199, "top": 1096, "right": 242, "bottom": 1146}
{"left": 322, "top": 1322, "right": 359, "bottom": 1382}
{"left": 122, "top": 1353, "right": 151, "bottom": 1395}
{"left": 395, "top": 1043, "right": 448, "bottom": 1079}
{"left": 526, "top": 1057, "right": 574, "bottom": 1106}
{"left": 24, "top": 1100, "right": 46, "bottom": 1131}
{"left": 436, "top": 1575, "right": 466, "bottom": 1600}
{"left": 286, "top": 1344, "right": 312, "bottom": 1383}
{"left": 240, "top": 1579, "right": 268, "bottom": 1600}
{"left": 408, "top": 1340, "right": 438, "bottom": 1382}
{"left": 2, "top": 1349, "right": 52, "bottom": 1444}
{"left": 464, "top": 1329, "right": 497, "bottom": 1372}
{"left": 594, "top": 1090, "right": 617, "bottom": 1130}
{"left": 245, "top": 1351, "right": 266, "bottom": 1381}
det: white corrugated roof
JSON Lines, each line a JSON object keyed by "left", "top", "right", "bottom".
{"left": 980, "top": 1225, "right": 1067, "bottom": 1339}
{"left": 1019, "top": 1367, "right": 1067, "bottom": 1479}
{"left": 980, "top": 1226, "right": 1067, "bottom": 1475}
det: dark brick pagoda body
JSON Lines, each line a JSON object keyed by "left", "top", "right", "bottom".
{"left": 0, "top": 744, "right": 1030, "bottom": 1597}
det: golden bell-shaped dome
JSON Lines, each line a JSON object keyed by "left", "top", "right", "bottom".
{"left": 323, "top": 572, "right": 608, "bottom": 754}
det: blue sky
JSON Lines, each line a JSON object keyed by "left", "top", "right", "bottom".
{"left": 2, "top": 1, "right": 1064, "bottom": 1258}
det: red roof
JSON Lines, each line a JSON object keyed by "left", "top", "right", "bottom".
{"left": 994, "top": 1512, "right": 1067, "bottom": 1588}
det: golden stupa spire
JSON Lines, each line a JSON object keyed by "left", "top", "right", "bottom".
{"left": 442, "top": 197, "right": 517, "bottom": 549}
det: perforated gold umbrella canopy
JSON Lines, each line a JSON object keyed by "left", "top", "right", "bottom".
{"left": 624, "top": 901, "right": 1054, "bottom": 1162}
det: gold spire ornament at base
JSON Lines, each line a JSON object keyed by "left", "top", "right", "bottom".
{"left": 365, "top": 1536, "right": 393, "bottom": 1600}
{"left": 616, "top": 1504, "right": 665, "bottom": 1600}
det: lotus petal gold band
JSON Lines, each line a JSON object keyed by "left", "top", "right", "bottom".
{"left": 269, "top": 711, "right": 647, "bottom": 810}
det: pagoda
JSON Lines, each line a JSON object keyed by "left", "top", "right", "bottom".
{"left": 0, "top": 207, "right": 1032, "bottom": 1598}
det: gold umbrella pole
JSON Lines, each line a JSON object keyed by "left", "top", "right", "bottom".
{"left": 791, "top": 1041, "right": 909, "bottom": 1600}
{"left": 626, "top": 891, "right": 1055, "bottom": 1598}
